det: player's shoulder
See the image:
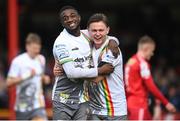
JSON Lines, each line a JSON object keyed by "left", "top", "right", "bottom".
{"left": 126, "top": 56, "right": 138, "bottom": 66}
{"left": 12, "top": 53, "right": 27, "bottom": 63}
{"left": 37, "top": 54, "right": 45, "bottom": 60}
{"left": 54, "top": 31, "right": 71, "bottom": 49}
{"left": 54, "top": 33, "right": 66, "bottom": 44}
{"left": 36, "top": 54, "right": 45, "bottom": 65}
{"left": 80, "top": 29, "right": 89, "bottom": 35}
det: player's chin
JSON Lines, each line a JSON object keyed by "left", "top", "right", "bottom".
{"left": 147, "top": 56, "right": 151, "bottom": 60}
{"left": 94, "top": 40, "right": 103, "bottom": 45}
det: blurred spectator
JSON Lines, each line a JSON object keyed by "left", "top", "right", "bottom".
{"left": 167, "top": 83, "right": 180, "bottom": 111}
{"left": 0, "top": 60, "right": 8, "bottom": 108}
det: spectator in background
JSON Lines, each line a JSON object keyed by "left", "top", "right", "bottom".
{"left": 168, "top": 83, "right": 180, "bottom": 111}
{"left": 6, "top": 33, "right": 50, "bottom": 120}
{"left": 0, "top": 60, "right": 8, "bottom": 108}
{"left": 124, "top": 35, "right": 176, "bottom": 120}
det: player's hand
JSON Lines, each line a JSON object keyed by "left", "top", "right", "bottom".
{"left": 42, "top": 75, "right": 51, "bottom": 85}
{"left": 108, "top": 39, "right": 120, "bottom": 58}
{"left": 53, "top": 61, "right": 64, "bottom": 76}
{"left": 98, "top": 63, "right": 114, "bottom": 75}
{"left": 30, "top": 69, "right": 36, "bottom": 77}
{"left": 93, "top": 76, "right": 105, "bottom": 83}
{"left": 165, "top": 102, "right": 176, "bottom": 113}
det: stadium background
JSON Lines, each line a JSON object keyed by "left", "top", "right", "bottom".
{"left": 0, "top": 0, "right": 180, "bottom": 120}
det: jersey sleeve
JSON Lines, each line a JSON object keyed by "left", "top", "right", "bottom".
{"left": 108, "top": 36, "right": 119, "bottom": 45}
{"left": 8, "top": 59, "right": 20, "bottom": 78}
{"left": 62, "top": 62, "right": 98, "bottom": 78}
{"left": 143, "top": 76, "right": 169, "bottom": 106}
{"left": 101, "top": 49, "right": 121, "bottom": 67}
{"left": 53, "top": 38, "right": 98, "bottom": 79}
{"left": 140, "top": 61, "right": 169, "bottom": 106}
{"left": 37, "top": 54, "right": 46, "bottom": 73}
{"left": 53, "top": 42, "right": 73, "bottom": 65}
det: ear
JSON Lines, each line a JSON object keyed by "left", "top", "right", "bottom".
{"left": 78, "top": 15, "right": 81, "bottom": 22}
{"left": 106, "top": 27, "right": 110, "bottom": 34}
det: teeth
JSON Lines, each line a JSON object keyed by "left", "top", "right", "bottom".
{"left": 70, "top": 23, "right": 75, "bottom": 27}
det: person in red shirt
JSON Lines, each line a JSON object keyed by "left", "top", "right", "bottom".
{"left": 124, "top": 35, "right": 176, "bottom": 120}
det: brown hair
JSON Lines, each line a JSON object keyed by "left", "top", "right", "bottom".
{"left": 25, "top": 33, "right": 41, "bottom": 45}
{"left": 87, "top": 13, "right": 109, "bottom": 27}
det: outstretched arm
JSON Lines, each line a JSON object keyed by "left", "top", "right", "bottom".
{"left": 144, "top": 76, "right": 176, "bottom": 113}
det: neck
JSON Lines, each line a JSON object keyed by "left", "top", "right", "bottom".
{"left": 137, "top": 51, "right": 146, "bottom": 59}
{"left": 27, "top": 52, "right": 36, "bottom": 59}
{"left": 95, "top": 44, "right": 102, "bottom": 49}
{"left": 66, "top": 27, "right": 80, "bottom": 37}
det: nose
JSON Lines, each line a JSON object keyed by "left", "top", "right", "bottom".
{"left": 95, "top": 31, "right": 101, "bottom": 36}
{"left": 67, "top": 16, "right": 73, "bottom": 23}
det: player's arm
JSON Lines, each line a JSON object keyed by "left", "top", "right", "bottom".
{"left": 37, "top": 55, "right": 51, "bottom": 85}
{"left": 141, "top": 62, "right": 176, "bottom": 113}
{"left": 108, "top": 36, "right": 120, "bottom": 58}
{"left": 143, "top": 76, "right": 176, "bottom": 113}
{"left": 6, "top": 69, "right": 35, "bottom": 87}
{"left": 6, "top": 58, "right": 37, "bottom": 87}
{"left": 93, "top": 48, "right": 121, "bottom": 83}
{"left": 62, "top": 62, "right": 113, "bottom": 78}
{"left": 6, "top": 77, "right": 22, "bottom": 87}
{"left": 53, "top": 61, "right": 113, "bottom": 80}
{"left": 53, "top": 43, "right": 114, "bottom": 79}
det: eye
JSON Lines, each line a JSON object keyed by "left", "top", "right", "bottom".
{"left": 63, "top": 16, "right": 68, "bottom": 21}
{"left": 99, "top": 29, "right": 104, "bottom": 32}
{"left": 91, "top": 29, "right": 97, "bottom": 33}
{"left": 71, "top": 13, "right": 76, "bottom": 18}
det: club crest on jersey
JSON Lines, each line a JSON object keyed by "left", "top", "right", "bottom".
{"left": 102, "top": 54, "right": 114, "bottom": 63}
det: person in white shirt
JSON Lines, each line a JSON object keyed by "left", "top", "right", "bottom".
{"left": 86, "top": 13, "right": 127, "bottom": 120}
{"left": 6, "top": 33, "right": 50, "bottom": 120}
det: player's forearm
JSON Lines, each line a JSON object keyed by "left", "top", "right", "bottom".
{"left": 144, "top": 77, "right": 169, "bottom": 106}
{"left": 41, "top": 74, "right": 51, "bottom": 85}
{"left": 63, "top": 62, "right": 98, "bottom": 78}
{"left": 6, "top": 77, "right": 22, "bottom": 87}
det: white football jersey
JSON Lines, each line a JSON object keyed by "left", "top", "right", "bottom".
{"left": 8, "top": 53, "right": 45, "bottom": 112}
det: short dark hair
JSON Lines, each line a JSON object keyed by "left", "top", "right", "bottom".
{"left": 138, "top": 35, "right": 155, "bottom": 45}
{"left": 59, "top": 5, "right": 78, "bottom": 17}
{"left": 87, "top": 13, "right": 109, "bottom": 27}
{"left": 25, "top": 33, "right": 41, "bottom": 45}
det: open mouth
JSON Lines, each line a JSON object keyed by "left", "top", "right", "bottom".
{"left": 69, "top": 23, "right": 76, "bottom": 28}
{"left": 94, "top": 39, "right": 103, "bottom": 44}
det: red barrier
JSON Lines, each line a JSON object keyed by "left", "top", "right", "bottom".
{"left": 7, "top": 0, "right": 19, "bottom": 119}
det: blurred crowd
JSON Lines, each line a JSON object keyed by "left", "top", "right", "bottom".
{"left": 152, "top": 57, "right": 180, "bottom": 112}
